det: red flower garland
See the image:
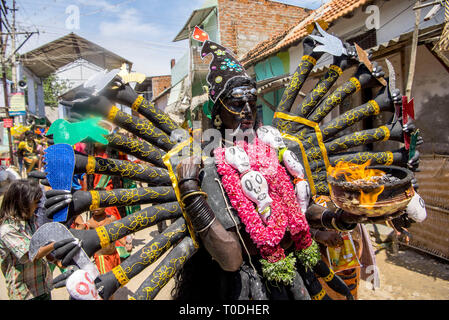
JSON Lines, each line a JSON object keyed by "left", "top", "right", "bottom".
{"left": 215, "top": 137, "right": 312, "bottom": 263}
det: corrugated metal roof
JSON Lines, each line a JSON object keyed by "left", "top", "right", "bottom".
{"left": 173, "top": 6, "right": 216, "bottom": 42}
{"left": 20, "top": 33, "right": 132, "bottom": 78}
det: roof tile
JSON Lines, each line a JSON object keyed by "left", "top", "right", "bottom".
{"left": 241, "top": 0, "right": 369, "bottom": 67}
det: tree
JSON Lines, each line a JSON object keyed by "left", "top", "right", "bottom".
{"left": 43, "top": 74, "right": 71, "bottom": 108}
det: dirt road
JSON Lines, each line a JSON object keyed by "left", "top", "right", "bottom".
{"left": 358, "top": 244, "right": 449, "bottom": 300}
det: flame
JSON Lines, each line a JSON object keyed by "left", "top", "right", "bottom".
{"left": 328, "top": 160, "right": 385, "bottom": 208}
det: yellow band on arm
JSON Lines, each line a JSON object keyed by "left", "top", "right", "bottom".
{"left": 96, "top": 226, "right": 110, "bottom": 248}
{"left": 312, "top": 289, "right": 326, "bottom": 300}
{"left": 107, "top": 105, "right": 119, "bottom": 122}
{"left": 112, "top": 265, "right": 130, "bottom": 286}
{"left": 302, "top": 55, "right": 317, "bottom": 65}
{"left": 369, "top": 100, "right": 380, "bottom": 115}
{"left": 89, "top": 190, "right": 100, "bottom": 211}
{"left": 329, "top": 65, "right": 343, "bottom": 76}
{"left": 379, "top": 125, "right": 391, "bottom": 141}
{"left": 323, "top": 268, "right": 335, "bottom": 282}
{"left": 349, "top": 77, "right": 362, "bottom": 92}
{"left": 131, "top": 96, "right": 144, "bottom": 111}
{"left": 86, "top": 156, "right": 96, "bottom": 174}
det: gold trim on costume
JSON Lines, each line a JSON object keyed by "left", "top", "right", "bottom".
{"left": 368, "top": 100, "right": 380, "bottom": 115}
{"left": 379, "top": 125, "right": 390, "bottom": 141}
{"left": 349, "top": 77, "right": 362, "bottom": 92}
{"left": 302, "top": 55, "right": 317, "bottom": 65}
{"left": 89, "top": 190, "right": 100, "bottom": 210}
{"left": 274, "top": 112, "right": 331, "bottom": 194}
{"left": 385, "top": 151, "right": 394, "bottom": 166}
{"left": 281, "top": 133, "right": 316, "bottom": 196}
{"left": 107, "top": 106, "right": 119, "bottom": 122}
{"left": 162, "top": 137, "right": 200, "bottom": 249}
{"left": 329, "top": 65, "right": 343, "bottom": 76}
{"left": 132, "top": 96, "right": 144, "bottom": 112}
{"left": 323, "top": 269, "right": 335, "bottom": 282}
{"left": 86, "top": 156, "right": 96, "bottom": 174}
{"left": 112, "top": 265, "right": 130, "bottom": 286}
{"left": 312, "top": 289, "right": 326, "bottom": 300}
{"left": 96, "top": 226, "right": 110, "bottom": 248}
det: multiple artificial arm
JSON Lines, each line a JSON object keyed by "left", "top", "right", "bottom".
{"left": 36, "top": 30, "right": 423, "bottom": 300}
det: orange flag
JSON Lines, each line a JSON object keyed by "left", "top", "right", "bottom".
{"left": 192, "top": 26, "right": 209, "bottom": 42}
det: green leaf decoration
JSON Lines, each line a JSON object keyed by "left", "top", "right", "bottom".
{"left": 295, "top": 240, "right": 321, "bottom": 271}
{"left": 260, "top": 253, "right": 297, "bottom": 285}
{"left": 47, "top": 117, "right": 109, "bottom": 146}
{"left": 202, "top": 99, "right": 214, "bottom": 119}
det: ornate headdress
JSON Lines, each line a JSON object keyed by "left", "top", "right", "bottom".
{"left": 193, "top": 26, "right": 251, "bottom": 103}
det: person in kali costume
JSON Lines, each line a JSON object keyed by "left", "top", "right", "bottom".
{"left": 33, "top": 24, "right": 424, "bottom": 300}
{"left": 18, "top": 131, "right": 40, "bottom": 174}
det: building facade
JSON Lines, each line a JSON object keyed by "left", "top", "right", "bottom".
{"left": 168, "top": 0, "right": 309, "bottom": 126}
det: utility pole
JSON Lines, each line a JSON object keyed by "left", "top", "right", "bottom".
{"left": 10, "top": 0, "right": 16, "bottom": 92}
{"left": 0, "top": 1, "right": 15, "bottom": 167}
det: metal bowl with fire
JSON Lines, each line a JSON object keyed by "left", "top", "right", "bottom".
{"left": 327, "top": 161, "right": 415, "bottom": 217}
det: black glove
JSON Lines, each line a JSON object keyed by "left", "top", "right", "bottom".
{"left": 69, "top": 228, "right": 103, "bottom": 257}
{"left": 52, "top": 238, "right": 82, "bottom": 267}
{"left": 60, "top": 95, "right": 113, "bottom": 117}
{"left": 28, "top": 170, "right": 50, "bottom": 187}
{"left": 403, "top": 119, "right": 424, "bottom": 146}
{"left": 44, "top": 189, "right": 91, "bottom": 220}
{"left": 355, "top": 62, "right": 385, "bottom": 88}
{"left": 52, "top": 265, "right": 79, "bottom": 289}
{"left": 95, "top": 271, "right": 121, "bottom": 300}
{"left": 103, "top": 76, "right": 139, "bottom": 107}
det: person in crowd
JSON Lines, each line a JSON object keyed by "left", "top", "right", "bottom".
{"left": 17, "top": 131, "right": 39, "bottom": 175}
{"left": 86, "top": 199, "right": 132, "bottom": 276}
{"left": 0, "top": 179, "right": 76, "bottom": 300}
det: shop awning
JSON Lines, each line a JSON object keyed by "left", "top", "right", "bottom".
{"left": 173, "top": 6, "right": 216, "bottom": 42}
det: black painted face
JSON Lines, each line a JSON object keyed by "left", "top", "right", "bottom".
{"left": 219, "top": 86, "right": 257, "bottom": 131}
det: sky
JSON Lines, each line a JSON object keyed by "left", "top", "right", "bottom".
{"left": 12, "top": 0, "right": 330, "bottom": 83}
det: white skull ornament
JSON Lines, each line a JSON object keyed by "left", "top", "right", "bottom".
{"left": 257, "top": 126, "right": 286, "bottom": 150}
{"left": 240, "top": 171, "right": 273, "bottom": 219}
{"left": 406, "top": 192, "right": 427, "bottom": 223}
{"left": 225, "top": 146, "right": 251, "bottom": 174}
{"left": 295, "top": 180, "right": 311, "bottom": 214}
{"left": 66, "top": 269, "right": 102, "bottom": 300}
{"left": 282, "top": 149, "right": 305, "bottom": 179}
